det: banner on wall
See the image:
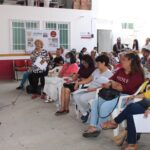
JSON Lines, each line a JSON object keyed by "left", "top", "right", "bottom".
{"left": 26, "top": 30, "right": 60, "bottom": 53}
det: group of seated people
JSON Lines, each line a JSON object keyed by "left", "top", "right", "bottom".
{"left": 16, "top": 38, "right": 150, "bottom": 150}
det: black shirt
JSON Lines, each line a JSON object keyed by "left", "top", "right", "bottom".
{"left": 53, "top": 56, "right": 64, "bottom": 68}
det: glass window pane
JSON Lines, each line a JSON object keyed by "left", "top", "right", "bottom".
{"left": 13, "top": 28, "right": 17, "bottom": 44}
{"left": 20, "top": 29, "right": 25, "bottom": 44}
{"left": 12, "top": 22, "right": 18, "bottom": 28}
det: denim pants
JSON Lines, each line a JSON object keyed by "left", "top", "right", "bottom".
{"left": 115, "top": 102, "right": 146, "bottom": 144}
{"left": 20, "top": 71, "right": 31, "bottom": 87}
{"left": 90, "top": 97, "right": 119, "bottom": 129}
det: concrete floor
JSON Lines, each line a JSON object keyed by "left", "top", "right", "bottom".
{"left": 0, "top": 81, "right": 149, "bottom": 150}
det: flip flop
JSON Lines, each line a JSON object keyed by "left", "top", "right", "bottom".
{"left": 101, "top": 121, "right": 118, "bottom": 130}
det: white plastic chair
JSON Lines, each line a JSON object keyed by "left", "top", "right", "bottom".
{"left": 72, "top": 83, "right": 91, "bottom": 119}
{"left": 48, "top": 66, "right": 62, "bottom": 77}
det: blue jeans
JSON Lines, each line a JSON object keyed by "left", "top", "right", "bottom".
{"left": 20, "top": 71, "right": 31, "bottom": 87}
{"left": 115, "top": 102, "right": 146, "bottom": 144}
{"left": 90, "top": 97, "right": 119, "bottom": 129}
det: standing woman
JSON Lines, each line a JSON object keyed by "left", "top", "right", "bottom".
{"left": 28, "top": 39, "right": 49, "bottom": 99}
{"left": 79, "top": 47, "right": 87, "bottom": 62}
{"left": 132, "top": 39, "right": 139, "bottom": 51}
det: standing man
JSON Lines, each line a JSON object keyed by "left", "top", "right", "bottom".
{"left": 113, "top": 37, "right": 124, "bottom": 56}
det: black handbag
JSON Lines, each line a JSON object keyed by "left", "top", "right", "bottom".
{"left": 97, "top": 88, "right": 120, "bottom": 119}
{"left": 98, "top": 88, "right": 120, "bottom": 101}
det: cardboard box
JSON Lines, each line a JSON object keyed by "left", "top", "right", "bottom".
{"left": 80, "top": 0, "right": 91, "bottom": 10}
{"left": 73, "top": 0, "right": 80, "bottom": 9}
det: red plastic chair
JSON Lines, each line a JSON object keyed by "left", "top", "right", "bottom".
{"left": 27, "top": 59, "right": 32, "bottom": 68}
{"left": 14, "top": 60, "right": 28, "bottom": 80}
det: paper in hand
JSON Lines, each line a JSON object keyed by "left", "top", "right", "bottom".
{"left": 34, "top": 57, "right": 48, "bottom": 70}
{"left": 133, "top": 114, "right": 150, "bottom": 133}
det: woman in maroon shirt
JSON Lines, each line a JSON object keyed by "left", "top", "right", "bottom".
{"left": 83, "top": 52, "right": 144, "bottom": 139}
{"left": 107, "top": 52, "right": 144, "bottom": 94}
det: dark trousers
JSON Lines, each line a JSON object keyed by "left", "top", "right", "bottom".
{"left": 29, "top": 71, "right": 47, "bottom": 93}
{"left": 114, "top": 102, "right": 146, "bottom": 144}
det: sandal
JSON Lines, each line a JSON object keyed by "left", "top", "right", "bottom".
{"left": 124, "top": 144, "right": 138, "bottom": 150}
{"left": 112, "top": 130, "right": 127, "bottom": 146}
{"left": 55, "top": 110, "right": 69, "bottom": 116}
{"left": 83, "top": 130, "right": 101, "bottom": 138}
{"left": 101, "top": 121, "right": 118, "bottom": 130}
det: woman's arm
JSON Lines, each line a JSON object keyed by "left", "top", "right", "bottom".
{"left": 74, "top": 76, "right": 93, "bottom": 90}
{"left": 77, "top": 76, "right": 93, "bottom": 85}
{"left": 126, "top": 93, "right": 145, "bottom": 106}
{"left": 111, "top": 81, "right": 123, "bottom": 91}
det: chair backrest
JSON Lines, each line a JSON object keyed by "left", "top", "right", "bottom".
{"left": 134, "top": 81, "right": 150, "bottom": 95}
{"left": 14, "top": 60, "right": 27, "bottom": 67}
{"left": 27, "top": 59, "right": 32, "bottom": 67}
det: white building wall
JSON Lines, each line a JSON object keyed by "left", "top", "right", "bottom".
{"left": 0, "top": 5, "right": 97, "bottom": 54}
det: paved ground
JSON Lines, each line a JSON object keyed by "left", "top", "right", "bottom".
{"left": 0, "top": 81, "right": 149, "bottom": 150}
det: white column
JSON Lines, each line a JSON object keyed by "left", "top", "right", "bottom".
{"left": 44, "top": 0, "right": 50, "bottom": 7}
{"left": 28, "top": 0, "right": 34, "bottom": 6}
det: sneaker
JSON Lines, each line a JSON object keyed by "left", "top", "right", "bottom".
{"left": 45, "top": 99, "right": 52, "bottom": 103}
{"left": 16, "top": 86, "right": 23, "bottom": 90}
{"left": 45, "top": 97, "right": 55, "bottom": 103}
{"left": 81, "top": 112, "right": 89, "bottom": 123}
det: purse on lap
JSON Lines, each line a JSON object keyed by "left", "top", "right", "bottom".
{"left": 98, "top": 88, "right": 120, "bottom": 100}
{"left": 97, "top": 88, "right": 120, "bottom": 118}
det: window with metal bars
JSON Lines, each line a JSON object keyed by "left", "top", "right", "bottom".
{"left": 11, "top": 20, "right": 40, "bottom": 51}
{"left": 121, "top": 23, "right": 134, "bottom": 29}
{"left": 45, "top": 22, "right": 70, "bottom": 50}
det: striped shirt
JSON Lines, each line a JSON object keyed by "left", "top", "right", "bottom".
{"left": 31, "top": 49, "right": 49, "bottom": 73}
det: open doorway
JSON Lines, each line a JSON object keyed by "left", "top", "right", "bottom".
{"left": 97, "top": 29, "right": 113, "bottom": 53}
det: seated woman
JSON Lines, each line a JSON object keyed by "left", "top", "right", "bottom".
{"left": 73, "top": 55, "right": 113, "bottom": 123}
{"left": 43, "top": 52, "right": 78, "bottom": 102}
{"left": 83, "top": 52, "right": 144, "bottom": 138}
{"left": 55, "top": 54, "right": 95, "bottom": 115}
{"left": 28, "top": 39, "right": 50, "bottom": 99}
{"left": 101, "top": 89, "right": 150, "bottom": 150}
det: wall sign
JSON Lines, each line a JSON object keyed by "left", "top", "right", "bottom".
{"left": 26, "top": 30, "right": 60, "bottom": 53}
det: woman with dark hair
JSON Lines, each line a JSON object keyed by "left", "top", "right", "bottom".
{"left": 79, "top": 47, "right": 87, "bottom": 62}
{"left": 43, "top": 52, "right": 78, "bottom": 102}
{"left": 83, "top": 52, "right": 144, "bottom": 138}
{"left": 73, "top": 55, "right": 113, "bottom": 121}
{"left": 132, "top": 39, "right": 139, "bottom": 51}
{"left": 55, "top": 54, "right": 95, "bottom": 115}
{"left": 58, "top": 52, "right": 77, "bottom": 77}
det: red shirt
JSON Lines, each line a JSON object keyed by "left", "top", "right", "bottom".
{"left": 110, "top": 68, "right": 144, "bottom": 94}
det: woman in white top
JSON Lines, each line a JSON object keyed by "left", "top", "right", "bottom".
{"left": 73, "top": 55, "right": 113, "bottom": 123}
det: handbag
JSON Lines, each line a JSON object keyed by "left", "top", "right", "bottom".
{"left": 97, "top": 88, "right": 120, "bottom": 119}
{"left": 98, "top": 88, "right": 120, "bottom": 100}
